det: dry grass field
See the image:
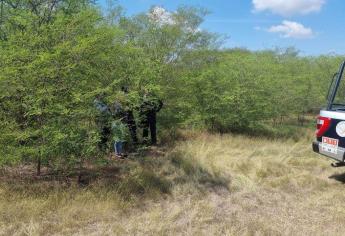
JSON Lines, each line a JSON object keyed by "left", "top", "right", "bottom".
{"left": 1, "top": 131, "right": 345, "bottom": 235}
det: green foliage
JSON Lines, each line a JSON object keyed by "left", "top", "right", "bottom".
{"left": 173, "top": 48, "right": 343, "bottom": 132}
{"left": 0, "top": 3, "right": 122, "bottom": 169}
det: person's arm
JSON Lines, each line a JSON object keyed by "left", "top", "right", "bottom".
{"left": 156, "top": 100, "right": 163, "bottom": 112}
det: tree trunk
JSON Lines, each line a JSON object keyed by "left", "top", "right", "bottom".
{"left": 297, "top": 113, "right": 305, "bottom": 126}
{"left": 301, "top": 111, "right": 305, "bottom": 126}
{"left": 78, "top": 160, "right": 83, "bottom": 185}
{"left": 37, "top": 157, "right": 41, "bottom": 176}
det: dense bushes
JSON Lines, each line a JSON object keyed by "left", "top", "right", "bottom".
{"left": 176, "top": 49, "right": 343, "bottom": 131}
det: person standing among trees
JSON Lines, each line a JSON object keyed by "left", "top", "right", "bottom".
{"left": 111, "top": 97, "right": 128, "bottom": 158}
{"left": 111, "top": 118, "right": 128, "bottom": 158}
{"left": 139, "top": 89, "right": 163, "bottom": 145}
{"left": 94, "top": 94, "right": 111, "bottom": 151}
{"left": 121, "top": 86, "right": 138, "bottom": 144}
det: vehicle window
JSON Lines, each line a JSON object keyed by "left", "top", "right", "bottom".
{"left": 332, "top": 70, "right": 345, "bottom": 109}
{"left": 327, "top": 73, "right": 337, "bottom": 102}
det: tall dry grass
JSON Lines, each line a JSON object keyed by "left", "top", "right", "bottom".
{"left": 1, "top": 132, "right": 345, "bottom": 235}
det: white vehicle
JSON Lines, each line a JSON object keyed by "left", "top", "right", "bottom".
{"left": 313, "top": 61, "right": 345, "bottom": 166}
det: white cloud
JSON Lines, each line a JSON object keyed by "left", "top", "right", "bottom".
{"left": 148, "top": 6, "right": 175, "bottom": 26}
{"left": 147, "top": 6, "right": 201, "bottom": 33}
{"left": 268, "top": 20, "right": 314, "bottom": 39}
{"left": 253, "top": 0, "right": 326, "bottom": 16}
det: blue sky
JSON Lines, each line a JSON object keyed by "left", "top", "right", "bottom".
{"left": 98, "top": 0, "right": 345, "bottom": 56}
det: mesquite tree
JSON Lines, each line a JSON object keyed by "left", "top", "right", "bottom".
{"left": 0, "top": 2, "right": 123, "bottom": 174}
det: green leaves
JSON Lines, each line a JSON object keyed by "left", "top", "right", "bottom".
{"left": 0, "top": 2, "right": 116, "bottom": 169}
{"left": 170, "top": 48, "right": 343, "bottom": 132}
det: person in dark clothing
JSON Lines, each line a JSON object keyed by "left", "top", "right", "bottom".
{"left": 125, "top": 110, "right": 138, "bottom": 144}
{"left": 94, "top": 94, "right": 111, "bottom": 151}
{"left": 139, "top": 90, "right": 163, "bottom": 145}
{"left": 121, "top": 86, "right": 138, "bottom": 144}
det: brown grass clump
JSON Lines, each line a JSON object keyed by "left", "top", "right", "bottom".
{"left": 1, "top": 132, "right": 345, "bottom": 235}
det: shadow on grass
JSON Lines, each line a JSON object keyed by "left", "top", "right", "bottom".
{"left": 329, "top": 172, "right": 345, "bottom": 184}
{"left": 169, "top": 151, "right": 230, "bottom": 191}
{"left": 0, "top": 146, "right": 230, "bottom": 200}
{"left": 0, "top": 162, "right": 171, "bottom": 200}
